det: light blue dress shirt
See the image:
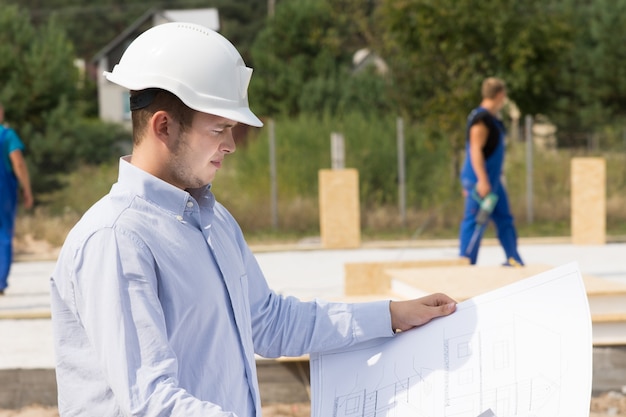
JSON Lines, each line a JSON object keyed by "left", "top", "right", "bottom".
{"left": 50, "top": 157, "right": 394, "bottom": 417}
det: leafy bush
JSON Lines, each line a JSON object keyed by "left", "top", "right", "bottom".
{"left": 0, "top": 4, "right": 131, "bottom": 194}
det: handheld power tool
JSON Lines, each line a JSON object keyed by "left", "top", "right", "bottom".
{"left": 465, "top": 190, "right": 498, "bottom": 256}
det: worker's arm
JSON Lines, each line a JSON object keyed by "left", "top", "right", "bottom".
{"left": 468, "top": 121, "right": 491, "bottom": 198}
{"left": 8, "top": 149, "right": 33, "bottom": 209}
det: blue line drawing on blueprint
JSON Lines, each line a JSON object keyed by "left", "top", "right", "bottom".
{"left": 334, "top": 365, "right": 435, "bottom": 417}
{"left": 443, "top": 315, "right": 561, "bottom": 417}
{"left": 332, "top": 316, "right": 561, "bottom": 417}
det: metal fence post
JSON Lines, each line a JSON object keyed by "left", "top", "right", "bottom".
{"left": 330, "top": 132, "right": 345, "bottom": 170}
{"left": 396, "top": 117, "right": 407, "bottom": 227}
{"left": 268, "top": 119, "right": 278, "bottom": 229}
{"left": 525, "top": 115, "right": 534, "bottom": 224}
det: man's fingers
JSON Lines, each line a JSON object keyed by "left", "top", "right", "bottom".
{"left": 425, "top": 293, "right": 457, "bottom": 307}
{"left": 425, "top": 295, "right": 456, "bottom": 321}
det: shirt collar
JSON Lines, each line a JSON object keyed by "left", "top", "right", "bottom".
{"left": 115, "top": 156, "right": 214, "bottom": 217}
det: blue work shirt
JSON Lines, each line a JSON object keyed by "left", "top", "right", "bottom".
{"left": 0, "top": 126, "right": 24, "bottom": 174}
{"left": 0, "top": 126, "right": 22, "bottom": 236}
{"left": 459, "top": 107, "right": 506, "bottom": 191}
{"left": 50, "top": 157, "right": 394, "bottom": 417}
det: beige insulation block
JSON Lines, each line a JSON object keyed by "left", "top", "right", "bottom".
{"left": 571, "top": 158, "right": 606, "bottom": 245}
{"left": 318, "top": 169, "right": 361, "bottom": 249}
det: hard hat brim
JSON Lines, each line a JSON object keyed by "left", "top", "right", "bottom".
{"left": 104, "top": 71, "right": 264, "bottom": 128}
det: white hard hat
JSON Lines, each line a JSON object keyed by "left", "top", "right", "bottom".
{"left": 105, "top": 22, "right": 263, "bottom": 127}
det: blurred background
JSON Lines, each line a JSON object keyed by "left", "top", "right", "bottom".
{"left": 2, "top": 0, "right": 625, "bottom": 247}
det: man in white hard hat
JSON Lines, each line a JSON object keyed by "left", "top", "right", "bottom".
{"left": 51, "top": 23, "right": 456, "bottom": 417}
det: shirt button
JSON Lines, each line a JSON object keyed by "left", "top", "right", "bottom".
{"left": 176, "top": 215, "right": 183, "bottom": 221}
{"left": 186, "top": 201, "right": 194, "bottom": 208}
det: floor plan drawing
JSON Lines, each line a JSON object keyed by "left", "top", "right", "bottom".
{"left": 311, "top": 263, "right": 591, "bottom": 417}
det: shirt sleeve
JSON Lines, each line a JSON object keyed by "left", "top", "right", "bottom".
{"left": 70, "top": 226, "right": 238, "bottom": 417}
{"left": 468, "top": 111, "right": 489, "bottom": 128}
{"left": 225, "top": 214, "right": 395, "bottom": 358}
{"left": 5, "top": 128, "right": 24, "bottom": 154}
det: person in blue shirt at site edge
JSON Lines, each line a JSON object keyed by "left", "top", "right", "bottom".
{"left": 459, "top": 77, "right": 524, "bottom": 266}
{"left": 0, "top": 102, "right": 33, "bottom": 295}
{"left": 50, "top": 23, "right": 457, "bottom": 417}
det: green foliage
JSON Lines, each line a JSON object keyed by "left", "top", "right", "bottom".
{"left": 4, "top": 0, "right": 626, "bottom": 241}
{"left": 0, "top": 4, "right": 130, "bottom": 193}
{"left": 250, "top": 0, "right": 342, "bottom": 116}
{"left": 7, "top": 0, "right": 267, "bottom": 63}
{"left": 214, "top": 113, "right": 456, "bottom": 224}
{"left": 42, "top": 162, "right": 119, "bottom": 215}
{"left": 554, "top": 0, "right": 626, "bottom": 136}
{"left": 0, "top": 6, "right": 77, "bottom": 124}
{"left": 377, "top": 0, "right": 573, "bottom": 153}
{"left": 250, "top": 0, "right": 392, "bottom": 117}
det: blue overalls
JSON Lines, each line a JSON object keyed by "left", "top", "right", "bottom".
{"left": 459, "top": 107, "right": 523, "bottom": 265}
{"left": 0, "top": 128, "right": 18, "bottom": 290}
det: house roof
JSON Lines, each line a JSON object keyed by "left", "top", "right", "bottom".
{"left": 159, "top": 9, "right": 219, "bottom": 29}
{"left": 92, "top": 7, "right": 220, "bottom": 64}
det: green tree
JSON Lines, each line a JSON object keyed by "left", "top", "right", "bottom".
{"left": 249, "top": 0, "right": 392, "bottom": 117}
{"left": 0, "top": 4, "right": 128, "bottom": 192}
{"left": 377, "top": 0, "right": 573, "bottom": 158}
{"left": 555, "top": 0, "right": 626, "bottom": 140}
{"left": 250, "top": 0, "right": 344, "bottom": 116}
{"left": 8, "top": 0, "right": 267, "bottom": 65}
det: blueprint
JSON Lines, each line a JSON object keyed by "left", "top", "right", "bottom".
{"left": 310, "top": 263, "right": 592, "bottom": 417}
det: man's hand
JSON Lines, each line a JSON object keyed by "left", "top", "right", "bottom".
{"left": 9, "top": 150, "right": 33, "bottom": 209}
{"left": 475, "top": 178, "right": 491, "bottom": 198}
{"left": 22, "top": 188, "right": 34, "bottom": 209}
{"left": 389, "top": 293, "right": 456, "bottom": 333}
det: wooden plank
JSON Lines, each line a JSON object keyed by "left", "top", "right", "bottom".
{"left": 318, "top": 169, "right": 361, "bottom": 249}
{"left": 387, "top": 264, "right": 626, "bottom": 302}
{"left": 387, "top": 264, "right": 553, "bottom": 301}
{"left": 344, "top": 258, "right": 469, "bottom": 296}
{"left": 571, "top": 157, "right": 606, "bottom": 245}
{"left": 592, "top": 322, "right": 626, "bottom": 346}
{"left": 0, "top": 310, "right": 51, "bottom": 320}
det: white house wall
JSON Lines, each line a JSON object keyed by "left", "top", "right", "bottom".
{"left": 97, "top": 57, "right": 131, "bottom": 129}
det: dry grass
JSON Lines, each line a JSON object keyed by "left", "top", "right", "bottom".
{"left": 14, "top": 208, "right": 80, "bottom": 248}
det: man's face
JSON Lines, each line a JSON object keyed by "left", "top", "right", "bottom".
{"left": 494, "top": 91, "right": 507, "bottom": 113}
{"left": 167, "top": 112, "right": 237, "bottom": 189}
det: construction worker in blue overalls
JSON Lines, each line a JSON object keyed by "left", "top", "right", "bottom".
{"left": 0, "top": 103, "right": 33, "bottom": 294}
{"left": 459, "top": 78, "right": 524, "bottom": 266}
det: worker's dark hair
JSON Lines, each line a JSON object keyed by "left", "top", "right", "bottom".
{"left": 130, "top": 89, "right": 196, "bottom": 145}
{"left": 481, "top": 77, "right": 506, "bottom": 100}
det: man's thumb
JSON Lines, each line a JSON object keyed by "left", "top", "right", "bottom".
{"left": 436, "top": 302, "right": 456, "bottom": 317}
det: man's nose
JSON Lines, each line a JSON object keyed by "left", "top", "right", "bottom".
{"left": 222, "top": 130, "right": 236, "bottom": 154}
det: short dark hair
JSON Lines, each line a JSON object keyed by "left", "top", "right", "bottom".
{"left": 481, "top": 77, "right": 506, "bottom": 100}
{"left": 130, "top": 89, "right": 196, "bottom": 145}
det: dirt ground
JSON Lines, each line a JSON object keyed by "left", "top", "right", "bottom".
{"left": 1, "top": 392, "right": 624, "bottom": 417}
{"left": 590, "top": 391, "right": 626, "bottom": 417}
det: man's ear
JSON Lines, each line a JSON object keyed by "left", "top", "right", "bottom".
{"left": 150, "top": 111, "right": 177, "bottom": 145}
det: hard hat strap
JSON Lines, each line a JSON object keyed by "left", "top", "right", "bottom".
{"left": 130, "top": 89, "right": 161, "bottom": 111}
